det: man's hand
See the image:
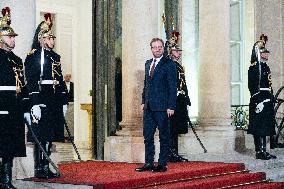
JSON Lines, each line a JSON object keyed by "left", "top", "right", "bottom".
{"left": 141, "top": 104, "right": 145, "bottom": 112}
{"left": 167, "top": 109, "right": 174, "bottom": 117}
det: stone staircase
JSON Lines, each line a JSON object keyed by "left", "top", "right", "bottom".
{"left": 183, "top": 142, "right": 284, "bottom": 182}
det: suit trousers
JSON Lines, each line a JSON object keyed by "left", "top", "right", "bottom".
{"left": 143, "top": 108, "right": 170, "bottom": 166}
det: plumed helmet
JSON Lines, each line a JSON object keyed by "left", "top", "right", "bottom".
{"left": 31, "top": 13, "right": 55, "bottom": 49}
{"left": 162, "top": 13, "right": 182, "bottom": 57}
{"left": 250, "top": 34, "right": 269, "bottom": 63}
{"left": 37, "top": 13, "right": 55, "bottom": 40}
{"left": 0, "top": 7, "right": 18, "bottom": 38}
{"left": 165, "top": 30, "right": 182, "bottom": 56}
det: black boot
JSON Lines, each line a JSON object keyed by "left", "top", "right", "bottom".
{"left": 168, "top": 135, "right": 188, "bottom": 163}
{"left": 168, "top": 149, "right": 189, "bottom": 162}
{"left": 34, "top": 143, "right": 49, "bottom": 179}
{"left": 255, "top": 136, "right": 277, "bottom": 160}
{"left": 1, "top": 157, "right": 16, "bottom": 189}
{"left": 42, "top": 142, "right": 60, "bottom": 178}
{"left": 270, "top": 135, "right": 284, "bottom": 149}
{"left": 169, "top": 134, "right": 178, "bottom": 162}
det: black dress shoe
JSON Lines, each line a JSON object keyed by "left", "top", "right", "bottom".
{"left": 152, "top": 165, "right": 167, "bottom": 172}
{"left": 266, "top": 152, "right": 277, "bottom": 159}
{"left": 173, "top": 153, "right": 189, "bottom": 162}
{"left": 135, "top": 163, "right": 154, "bottom": 172}
{"left": 169, "top": 152, "right": 188, "bottom": 162}
{"left": 256, "top": 152, "right": 277, "bottom": 160}
{"left": 35, "top": 167, "right": 49, "bottom": 179}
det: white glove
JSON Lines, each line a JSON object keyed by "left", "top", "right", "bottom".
{"left": 31, "top": 105, "right": 41, "bottom": 121}
{"left": 24, "top": 113, "right": 31, "bottom": 125}
{"left": 255, "top": 99, "right": 270, "bottom": 113}
{"left": 187, "top": 105, "right": 190, "bottom": 113}
{"left": 255, "top": 103, "right": 264, "bottom": 113}
{"left": 63, "top": 104, "right": 68, "bottom": 117}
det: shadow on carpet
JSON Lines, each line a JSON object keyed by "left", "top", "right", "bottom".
{"left": 24, "top": 161, "right": 284, "bottom": 189}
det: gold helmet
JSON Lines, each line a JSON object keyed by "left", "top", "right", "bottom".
{"left": 165, "top": 30, "right": 182, "bottom": 55}
{"left": 250, "top": 34, "right": 269, "bottom": 63}
{"left": 170, "top": 43, "right": 182, "bottom": 51}
{"left": 37, "top": 13, "right": 55, "bottom": 40}
{"left": 0, "top": 7, "right": 18, "bottom": 38}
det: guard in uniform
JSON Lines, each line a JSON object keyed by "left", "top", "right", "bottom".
{"left": 168, "top": 43, "right": 190, "bottom": 162}
{"left": 248, "top": 35, "right": 276, "bottom": 160}
{"left": 0, "top": 7, "right": 26, "bottom": 189}
{"left": 24, "top": 13, "right": 67, "bottom": 178}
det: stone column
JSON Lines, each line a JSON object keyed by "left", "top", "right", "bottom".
{"left": 255, "top": 0, "right": 284, "bottom": 91}
{"left": 0, "top": 0, "right": 36, "bottom": 179}
{"left": 104, "top": 0, "right": 163, "bottom": 162}
{"left": 197, "top": 0, "right": 234, "bottom": 153}
{"left": 118, "top": 0, "right": 161, "bottom": 136}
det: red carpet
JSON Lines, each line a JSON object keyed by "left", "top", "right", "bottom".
{"left": 26, "top": 161, "right": 284, "bottom": 189}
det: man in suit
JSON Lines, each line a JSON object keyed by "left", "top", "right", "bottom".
{"left": 135, "top": 38, "right": 177, "bottom": 172}
{"left": 63, "top": 73, "right": 74, "bottom": 140}
{"left": 64, "top": 73, "right": 74, "bottom": 102}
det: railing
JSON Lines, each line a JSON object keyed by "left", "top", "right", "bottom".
{"left": 274, "top": 86, "right": 284, "bottom": 142}
{"left": 231, "top": 86, "right": 284, "bottom": 141}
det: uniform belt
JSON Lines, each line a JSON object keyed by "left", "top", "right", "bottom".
{"left": 0, "top": 86, "right": 16, "bottom": 91}
{"left": 252, "top": 88, "right": 271, "bottom": 97}
{"left": 39, "top": 80, "right": 59, "bottom": 85}
{"left": 0, "top": 111, "right": 9, "bottom": 114}
{"left": 260, "top": 88, "right": 270, "bottom": 91}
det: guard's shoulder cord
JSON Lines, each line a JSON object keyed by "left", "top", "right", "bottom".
{"left": 250, "top": 61, "right": 257, "bottom": 67}
{"left": 49, "top": 56, "right": 61, "bottom": 93}
{"left": 27, "top": 49, "right": 37, "bottom": 56}
{"left": 8, "top": 57, "right": 24, "bottom": 95}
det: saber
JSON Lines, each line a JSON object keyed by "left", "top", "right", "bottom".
{"left": 64, "top": 120, "right": 81, "bottom": 161}
{"left": 25, "top": 118, "right": 61, "bottom": 177}
{"left": 188, "top": 121, "right": 207, "bottom": 153}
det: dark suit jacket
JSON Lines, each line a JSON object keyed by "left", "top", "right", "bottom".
{"left": 65, "top": 81, "right": 74, "bottom": 102}
{"left": 142, "top": 56, "right": 177, "bottom": 111}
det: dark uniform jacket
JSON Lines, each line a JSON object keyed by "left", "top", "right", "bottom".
{"left": 25, "top": 48, "right": 67, "bottom": 142}
{"left": 248, "top": 61, "right": 275, "bottom": 136}
{"left": 0, "top": 48, "right": 26, "bottom": 157}
{"left": 171, "top": 62, "right": 191, "bottom": 135}
{"left": 142, "top": 56, "right": 177, "bottom": 111}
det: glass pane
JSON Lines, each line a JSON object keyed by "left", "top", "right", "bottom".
{"left": 230, "top": 2, "right": 240, "bottom": 41}
{"left": 232, "top": 84, "right": 240, "bottom": 105}
{"left": 231, "top": 43, "right": 240, "bottom": 82}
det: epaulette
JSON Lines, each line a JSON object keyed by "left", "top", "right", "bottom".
{"left": 250, "top": 62, "right": 257, "bottom": 67}
{"left": 27, "top": 49, "right": 37, "bottom": 56}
